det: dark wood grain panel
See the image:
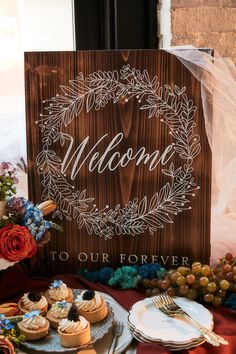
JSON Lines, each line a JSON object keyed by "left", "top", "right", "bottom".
{"left": 25, "top": 50, "right": 211, "bottom": 275}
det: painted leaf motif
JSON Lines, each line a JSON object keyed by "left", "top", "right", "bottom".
{"left": 36, "top": 66, "right": 199, "bottom": 238}
{"left": 157, "top": 212, "right": 173, "bottom": 223}
{"left": 86, "top": 91, "right": 95, "bottom": 112}
{"left": 60, "top": 85, "right": 77, "bottom": 97}
{"left": 190, "top": 143, "right": 201, "bottom": 159}
{"left": 138, "top": 196, "right": 147, "bottom": 215}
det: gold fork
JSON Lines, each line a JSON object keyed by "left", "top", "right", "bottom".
{"left": 152, "top": 293, "right": 228, "bottom": 347}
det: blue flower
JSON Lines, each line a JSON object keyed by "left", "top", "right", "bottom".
{"left": 20, "top": 201, "right": 53, "bottom": 241}
{"left": 0, "top": 315, "right": 14, "bottom": 330}
{"left": 0, "top": 314, "right": 5, "bottom": 329}
{"left": 58, "top": 301, "right": 68, "bottom": 309}
{"left": 51, "top": 280, "right": 63, "bottom": 288}
{"left": 24, "top": 310, "right": 40, "bottom": 319}
{"left": 4, "top": 319, "right": 14, "bottom": 330}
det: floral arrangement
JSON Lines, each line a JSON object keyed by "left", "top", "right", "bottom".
{"left": 0, "top": 163, "right": 17, "bottom": 202}
{"left": 0, "top": 162, "right": 61, "bottom": 271}
{"left": 0, "top": 314, "right": 24, "bottom": 354}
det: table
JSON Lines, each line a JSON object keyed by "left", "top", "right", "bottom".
{"left": 1, "top": 264, "right": 236, "bottom": 354}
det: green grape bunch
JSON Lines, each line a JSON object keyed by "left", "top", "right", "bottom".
{"left": 143, "top": 252, "right": 236, "bottom": 307}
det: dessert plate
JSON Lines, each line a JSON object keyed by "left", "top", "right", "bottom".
{"left": 128, "top": 317, "right": 204, "bottom": 344}
{"left": 92, "top": 292, "right": 133, "bottom": 354}
{"left": 128, "top": 319, "right": 205, "bottom": 351}
{"left": 20, "top": 289, "right": 133, "bottom": 354}
{"left": 128, "top": 296, "right": 213, "bottom": 344}
{"left": 132, "top": 330, "right": 205, "bottom": 351}
{"left": 21, "top": 303, "right": 114, "bottom": 353}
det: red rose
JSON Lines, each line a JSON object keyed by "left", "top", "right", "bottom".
{"left": 0, "top": 224, "right": 37, "bottom": 262}
{"left": 0, "top": 336, "right": 16, "bottom": 354}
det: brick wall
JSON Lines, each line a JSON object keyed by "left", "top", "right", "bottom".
{"left": 171, "top": 0, "right": 236, "bottom": 63}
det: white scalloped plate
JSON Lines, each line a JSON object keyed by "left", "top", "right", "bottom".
{"left": 128, "top": 318, "right": 205, "bottom": 350}
{"left": 131, "top": 329, "right": 206, "bottom": 351}
{"left": 128, "top": 296, "right": 213, "bottom": 344}
{"left": 128, "top": 317, "right": 205, "bottom": 343}
{"left": 127, "top": 319, "right": 204, "bottom": 346}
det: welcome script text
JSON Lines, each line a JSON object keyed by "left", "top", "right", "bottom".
{"left": 61, "top": 132, "right": 175, "bottom": 178}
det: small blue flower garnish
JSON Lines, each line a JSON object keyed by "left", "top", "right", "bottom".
{"left": 51, "top": 280, "right": 64, "bottom": 288}
{"left": 58, "top": 301, "right": 68, "bottom": 309}
{"left": 24, "top": 310, "right": 40, "bottom": 319}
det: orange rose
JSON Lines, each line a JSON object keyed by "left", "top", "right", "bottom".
{"left": 0, "top": 336, "right": 16, "bottom": 354}
{"left": 0, "top": 224, "right": 37, "bottom": 262}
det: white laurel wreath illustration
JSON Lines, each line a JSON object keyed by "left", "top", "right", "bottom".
{"left": 36, "top": 65, "right": 201, "bottom": 239}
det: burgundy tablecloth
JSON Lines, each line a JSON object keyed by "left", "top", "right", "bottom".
{"left": 0, "top": 264, "right": 235, "bottom": 354}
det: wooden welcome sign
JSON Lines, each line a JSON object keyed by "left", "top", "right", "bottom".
{"left": 25, "top": 50, "right": 211, "bottom": 275}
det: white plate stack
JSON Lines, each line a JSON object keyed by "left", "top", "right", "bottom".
{"left": 128, "top": 297, "right": 214, "bottom": 351}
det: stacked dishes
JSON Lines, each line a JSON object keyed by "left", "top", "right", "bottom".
{"left": 128, "top": 297, "right": 213, "bottom": 351}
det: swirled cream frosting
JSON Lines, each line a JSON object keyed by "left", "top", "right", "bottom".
{"left": 75, "top": 291, "right": 102, "bottom": 312}
{"left": 21, "top": 315, "right": 46, "bottom": 330}
{"left": 49, "top": 301, "right": 72, "bottom": 319}
{"left": 48, "top": 282, "right": 69, "bottom": 301}
{"left": 58, "top": 316, "right": 88, "bottom": 334}
{"left": 22, "top": 293, "right": 47, "bottom": 310}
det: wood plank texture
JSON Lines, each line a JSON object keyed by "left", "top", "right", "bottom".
{"left": 25, "top": 50, "right": 211, "bottom": 275}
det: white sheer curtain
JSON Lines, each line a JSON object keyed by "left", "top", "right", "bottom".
{"left": 0, "top": 0, "right": 74, "bottom": 197}
{"left": 166, "top": 46, "right": 236, "bottom": 261}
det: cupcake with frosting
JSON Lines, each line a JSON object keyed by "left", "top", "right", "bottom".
{"left": 46, "top": 300, "right": 72, "bottom": 329}
{"left": 58, "top": 305, "right": 91, "bottom": 347}
{"left": 18, "top": 291, "right": 48, "bottom": 316}
{"left": 75, "top": 290, "right": 108, "bottom": 324}
{"left": 18, "top": 310, "right": 50, "bottom": 341}
{"left": 44, "top": 280, "right": 73, "bottom": 305}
